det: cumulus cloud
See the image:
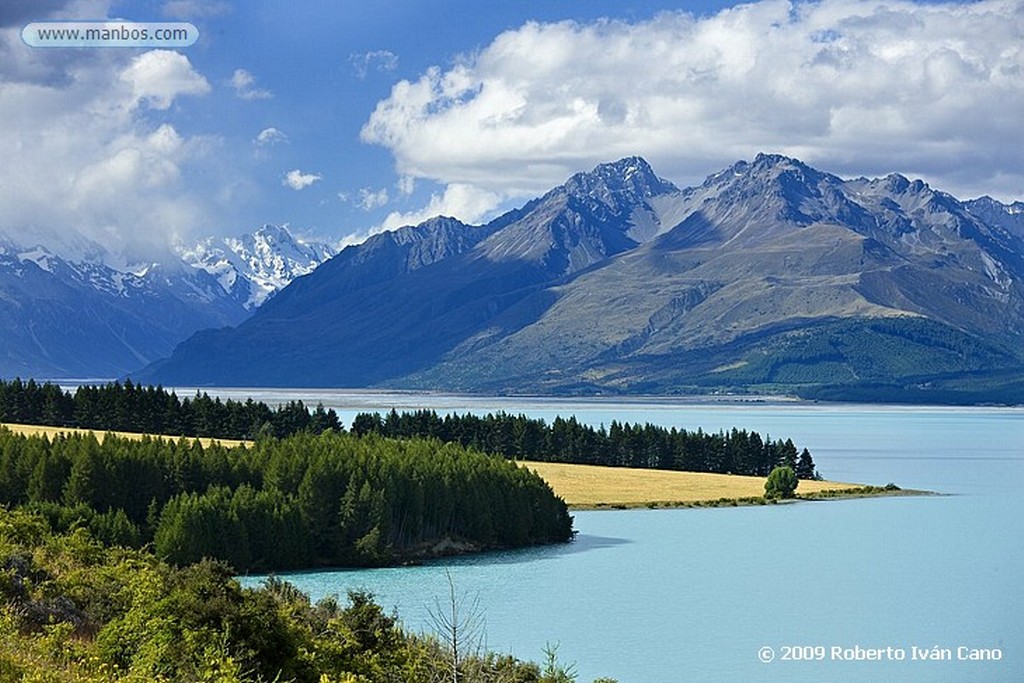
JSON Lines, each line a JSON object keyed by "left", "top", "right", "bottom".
{"left": 254, "top": 127, "right": 288, "bottom": 145}
{"left": 350, "top": 49, "right": 399, "bottom": 79}
{"left": 231, "top": 68, "right": 273, "bottom": 100}
{"left": 0, "top": 36, "right": 214, "bottom": 261}
{"left": 357, "top": 187, "right": 389, "bottom": 210}
{"left": 283, "top": 169, "right": 322, "bottom": 190}
{"left": 120, "top": 50, "right": 211, "bottom": 110}
{"left": 337, "top": 183, "right": 501, "bottom": 248}
{"left": 361, "top": 0, "right": 1024, "bottom": 202}
{"left": 378, "top": 183, "right": 501, "bottom": 232}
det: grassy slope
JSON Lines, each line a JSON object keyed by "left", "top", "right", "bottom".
{"left": 521, "top": 460, "right": 862, "bottom": 507}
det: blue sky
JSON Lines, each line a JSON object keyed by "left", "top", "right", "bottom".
{"left": 1, "top": 0, "right": 1022, "bottom": 260}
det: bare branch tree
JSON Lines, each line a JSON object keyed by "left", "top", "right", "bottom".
{"left": 428, "top": 567, "right": 486, "bottom": 683}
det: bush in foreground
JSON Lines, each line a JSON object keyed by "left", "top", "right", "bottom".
{"left": 0, "top": 507, "right": 612, "bottom": 682}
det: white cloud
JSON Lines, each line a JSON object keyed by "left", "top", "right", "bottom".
{"left": 338, "top": 182, "right": 501, "bottom": 249}
{"left": 361, "top": 0, "right": 1024, "bottom": 202}
{"left": 72, "top": 124, "right": 185, "bottom": 199}
{"left": 396, "top": 175, "right": 415, "bottom": 196}
{"left": 350, "top": 49, "right": 399, "bottom": 79}
{"left": 231, "top": 68, "right": 273, "bottom": 100}
{"left": 254, "top": 127, "right": 287, "bottom": 145}
{"left": 283, "top": 169, "right": 322, "bottom": 190}
{"left": 0, "top": 38, "right": 214, "bottom": 260}
{"left": 357, "top": 187, "right": 389, "bottom": 210}
{"left": 120, "top": 50, "right": 210, "bottom": 110}
{"left": 378, "top": 183, "right": 501, "bottom": 232}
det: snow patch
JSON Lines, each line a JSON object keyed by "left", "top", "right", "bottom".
{"left": 979, "top": 250, "right": 1012, "bottom": 288}
{"left": 17, "top": 247, "right": 55, "bottom": 272}
{"left": 176, "top": 225, "right": 336, "bottom": 308}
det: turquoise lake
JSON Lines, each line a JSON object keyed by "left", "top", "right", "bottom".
{"left": 218, "top": 392, "right": 1023, "bottom": 683}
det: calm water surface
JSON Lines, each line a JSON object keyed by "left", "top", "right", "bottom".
{"left": 220, "top": 392, "right": 1023, "bottom": 682}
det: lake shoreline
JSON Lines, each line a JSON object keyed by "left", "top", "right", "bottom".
{"left": 520, "top": 460, "right": 921, "bottom": 509}
{"left": 572, "top": 485, "right": 937, "bottom": 511}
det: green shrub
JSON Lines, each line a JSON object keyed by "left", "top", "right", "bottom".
{"left": 764, "top": 466, "right": 798, "bottom": 500}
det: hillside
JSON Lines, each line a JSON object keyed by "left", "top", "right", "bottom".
{"left": 136, "top": 155, "right": 1024, "bottom": 403}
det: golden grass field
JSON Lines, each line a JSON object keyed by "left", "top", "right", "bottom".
{"left": 0, "top": 422, "right": 248, "bottom": 448}
{"left": 520, "top": 460, "right": 861, "bottom": 507}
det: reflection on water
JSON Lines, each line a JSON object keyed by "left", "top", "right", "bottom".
{"left": 433, "top": 533, "right": 632, "bottom": 567}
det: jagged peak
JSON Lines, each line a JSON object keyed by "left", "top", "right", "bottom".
{"left": 753, "top": 151, "right": 806, "bottom": 168}
{"left": 245, "top": 224, "right": 331, "bottom": 251}
{"left": 385, "top": 215, "right": 473, "bottom": 245}
{"left": 251, "top": 223, "right": 295, "bottom": 242}
{"left": 704, "top": 153, "right": 834, "bottom": 189}
{"left": 877, "top": 173, "right": 930, "bottom": 195}
{"left": 752, "top": 153, "right": 832, "bottom": 182}
{"left": 586, "top": 155, "right": 655, "bottom": 177}
{"left": 227, "top": 225, "right": 336, "bottom": 258}
{"left": 968, "top": 195, "right": 1024, "bottom": 214}
{"left": 563, "top": 156, "right": 678, "bottom": 201}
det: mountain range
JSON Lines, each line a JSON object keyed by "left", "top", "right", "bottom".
{"left": 135, "top": 155, "right": 1024, "bottom": 403}
{"left": 0, "top": 226, "right": 336, "bottom": 379}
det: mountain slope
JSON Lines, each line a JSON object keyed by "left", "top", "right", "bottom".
{"left": 0, "top": 225, "right": 336, "bottom": 379}
{"left": 137, "top": 155, "right": 1024, "bottom": 402}
{"left": 136, "top": 158, "right": 685, "bottom": 386}
{"left": 406, "top": 155, "right": 1024, "bottom": 396}
{"left": 0, "top": 243, "right": 248, "bottom": 379}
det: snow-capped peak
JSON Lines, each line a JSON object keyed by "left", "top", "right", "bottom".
{"left": 177, "top": 224, "right": 337, "bottom": 309}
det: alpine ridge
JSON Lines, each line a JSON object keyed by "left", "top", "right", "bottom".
{"left": 0, "top": 225, "right": 336, "bottom": 379}
{"left": 136, "top": 155, "right": 1024, "bottom": 403}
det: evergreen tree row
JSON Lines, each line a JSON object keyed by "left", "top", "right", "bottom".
{"left": 0, "top": 378, "right": 342, "bottom": 440}
{"left": 0, "top": 427, "right": 573, "bottom": 571}
{"left": 352, "top": 409, "right": 820, "bottom": 479}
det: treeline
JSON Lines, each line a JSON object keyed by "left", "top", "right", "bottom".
{"left": 0, "top": 507, "right": 604, "bottom": 682}
{"left": 0, "top": 379, "right": 819, "bottom": 478}
{"left": 0, "top": 378, "right": 342, "bottom": 440}
{"left": 0, "top": 428, "right": 572, "bottom": 571}
{"left": 353, "top": 409, "right": 820, "bottom": 479}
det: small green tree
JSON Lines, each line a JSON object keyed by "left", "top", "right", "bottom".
{"left": 764, "top": 465, "right": 798, "bottom": 500}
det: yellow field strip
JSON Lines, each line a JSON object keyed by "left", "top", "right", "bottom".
{"left": 0, "top": 422, "right": 249, "bottom": 448}
{"left": 520, "top": 460, "right": 860, "bottom": 507}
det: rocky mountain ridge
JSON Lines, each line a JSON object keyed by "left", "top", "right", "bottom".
{"left": 135, "top": 154, "right": 1024, "bottom": 403}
